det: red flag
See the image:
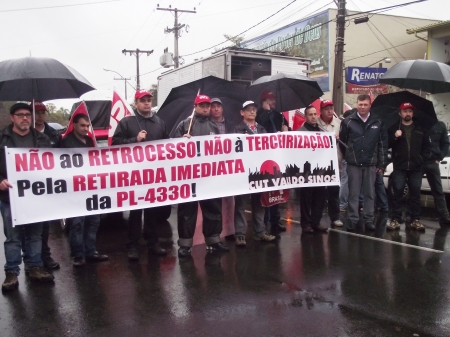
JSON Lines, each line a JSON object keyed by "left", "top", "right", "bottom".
{"left": 108, "top": 91, "right": 134, "bottom": 145}
{"left": 63, "top": 101, "right": 97, "bottom": 146}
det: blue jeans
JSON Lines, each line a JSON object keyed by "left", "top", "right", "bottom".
{"left": 1, "top": 201, "right": 43, "bottom": 275}
{"left": 69, "top": 215, "right": 100, "bottom": 258}
{"left": 391, "top": 169, "right": 422, "bottom": 221}
{"left": 375, "top": 171, "right": 389, "bottom": 211}
{"left": 339, "top": 160, "right": 349, "bottom": 209}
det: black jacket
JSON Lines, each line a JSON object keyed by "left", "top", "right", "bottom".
{"left": 173, "top": 113, "right": 219, "bottom": 138}
{"left": 424, "top": 121, "right": 449, "bottom": 163}
{"left": 339, "top": 112, "right": 388, "bottom": 168}
{"left": 256, "top": 107, "right": 290, "bottom": 133}
{"left": 388, "top": 123, "right": 429, "bottom": 171}
{"left": 0, "top": 125, "right": 51, "bottom": 203}
{"left": 297, "top": 122, "right": 321, "bottom": 132}
{"left": 112, "top": 112, "right": 168, "bottom": 145}
{"left": 211, "top": 118, "right": 234, "bottom": 134}
{"left": 233, "top": 121, "right": 266, "bottom": 134}
{"left": 43, "top": 122, "right": 62, "bottom": 147}
{"left": 61, "top": 132, "right": 95, "bottom": 148}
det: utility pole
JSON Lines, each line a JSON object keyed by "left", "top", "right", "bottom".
{"left": 332, "top": 0, "right": 346, "bottom": 116}
{"left": 113, "top": 77, "right": 131, "bottom": 99}
{"left": 157, "top": 5, "right": 196, "bottom": 69}
{"left": 122, "top": 48, "right": 153, "bottom": 89}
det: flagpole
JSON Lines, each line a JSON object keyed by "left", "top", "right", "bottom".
{"left": 32, "top": 98, "right": 35, "bottom": 129}
{"left": 83, "top": 101, "right": 98, "bottom": 147}
{"left": 186, "top": 89, "right": 201, "bottom": 136}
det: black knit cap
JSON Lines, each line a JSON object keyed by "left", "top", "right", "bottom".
{"left": 10, "top": 103, "right": 32, "bottom": 115}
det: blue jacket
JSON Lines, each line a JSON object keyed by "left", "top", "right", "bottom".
{"left": 339, "top": 112, "right": 388, "bottom": 168}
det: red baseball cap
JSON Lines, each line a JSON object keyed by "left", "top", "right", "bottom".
{"left": 320, "top": 100, "right": 334, "bottom": 109}
{"left": 194, "top": 94, "right": 211, "bottom": 104}
{"left": 135, "top": 89, "right": 153, "bottom": 100}
{"left": 261, "top": 90, "right": 276, "bottom": 100}
{"left": 31, "top": 101, "right": 47, "bottom": 111}
{"left": 399, "top": 102, "right": 415, "bottom": 110}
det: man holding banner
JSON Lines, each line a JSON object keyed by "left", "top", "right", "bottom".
{"left": 297, "top": 106, "right": 328, "bottom": 233}
{"left": 62, "top": 112, "right": 109, "bottom": 266}
{"left": 0, "top": 103, "right": 55, "bottom": 291}
{"left": 173, "top": 94, "right": 228, "bottom": 257}
{"left": 112, "top": 89, "right": 169, "bottom": 260}
{"left": 256, "top": 91, "right": 289, "bottom": 233}
{"left": 233, "top": 101, "right": 276, "bottom": 246}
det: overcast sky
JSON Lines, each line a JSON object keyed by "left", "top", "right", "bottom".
{"left": 0, "top": 0, "right": 447, "bottom": 109}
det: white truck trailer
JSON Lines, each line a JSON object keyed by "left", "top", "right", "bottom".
{"left": 157, "top": 48, "right": 311, "bottom": 106}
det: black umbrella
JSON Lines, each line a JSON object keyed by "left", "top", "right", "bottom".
{"left": 157, "top": 76, "right": 247, "bottom": 136}
{"left": 0, "top": 57, "right": 95, "bottom": 101}
{"left": 378, "top": 59, "right": 450, "bottom": 94}
{"left": 371, "top": 91, "right": 437, "bottom": 129}
{"left": 247, "top": 72, "right": 323, "bottom": 111}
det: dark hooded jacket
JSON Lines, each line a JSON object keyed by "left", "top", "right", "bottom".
{"left": 42, "top": 122, "right": 62, "bottom": 147}
{"left": 424, "top": 121, "right": 449, "bottom": 163}
{"left": 388, "top": 122, "right": 429, "bottom": 171}
{"left": 112, "top": 111, "right": 168, "bottom": 145}
{"left": 173, "top": 113, "right": 219, "bottom": 138}
{"left": 0, "top": 125, "right": 51, "bottom": 203}
{"left": 61, "top": 132, "right": 95, "bottom": 148}
{"left": 256, "top": 107, "right": 290, "bottom": 133}
{"left": 339, "top": 112, "right": 388, "bottom": 168}
{"left": 233, "top": 121, "right": 266, "bottom": 134}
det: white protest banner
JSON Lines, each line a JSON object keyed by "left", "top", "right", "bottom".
{"left": 5, "top": 132, "right": 339, "bottom": 226}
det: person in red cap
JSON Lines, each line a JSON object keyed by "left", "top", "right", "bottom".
{"left": 24, "top": 101, "right": 61, "bottom": 270}
{"left": 386, "top": 102, "right": 429, "bottom": 231}
{"left": 173, "top": 94, "right": 228, "bottom": 257}
{"left": 317, "top": 100, "right": 344, "bottom": 227}
{"left": 32, "top": 102, "right": 61, "bottom": 147}
{"left": 256, "top": 90, "right": 290, "bottom": 233}
{"left": 112, "top": 89, "right": 169, "bottom": 260}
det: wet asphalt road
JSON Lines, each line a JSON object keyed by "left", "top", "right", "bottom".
{"left": 1, "top": 196, "right": 450, "bottom": 337}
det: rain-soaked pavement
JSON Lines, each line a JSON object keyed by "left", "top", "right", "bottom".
{"left": 1, "top": 194, "right": 450, "bottom": 337}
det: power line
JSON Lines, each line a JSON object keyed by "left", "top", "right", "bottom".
{"left": 0, "top": 0, "right": 120, "bottom": 13}
{"left": 180, "top": 0, "right": 298, "bottom": 58}
{"left": 345, "top": 39, "right": 420, "bottom": 62}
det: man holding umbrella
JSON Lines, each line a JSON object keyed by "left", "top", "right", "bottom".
{"left": 0, "top": 103, "right": 55, "bottom": 291}
{"left": 256, "top": 90, "right": 289, "bottom": 232}
{"left": 387, "top": 103, "right": 429, "bottom": 231}
{"left": 112, "top": 89, "right": 169, "bottom": 260}
{"left": 173, "top": 94, "right": 229, "bottom": 257}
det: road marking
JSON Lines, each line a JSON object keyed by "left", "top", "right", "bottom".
{"left": 245, "top": 211, "right": 444, "bottom": 253}
{"left": 327, "top": 229, "right": 444, "bottom": 253}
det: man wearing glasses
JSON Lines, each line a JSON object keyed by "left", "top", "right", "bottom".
{"left": 0, "top": 103, "right": 55, "bottom": 291}
{"left": 112, "top": 89, "right": 169, "bottom": 261}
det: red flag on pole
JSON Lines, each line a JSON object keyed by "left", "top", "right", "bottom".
{"left": 63, "top": 101, "right": 97, "bottom": 146}
{"left": 108, "top": 91, "right": 134, "bottom": 145}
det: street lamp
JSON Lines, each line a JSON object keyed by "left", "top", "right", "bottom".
{"left": 366, "top": 57, "right": 391, "bottom": 68}
{"left": 103, "top": 68, "right": 135, "bottom": 99}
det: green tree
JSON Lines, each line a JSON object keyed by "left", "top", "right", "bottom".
{"left": 224, "top": 34, "right": 245, "bottom": 48}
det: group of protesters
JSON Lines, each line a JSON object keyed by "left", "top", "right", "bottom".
{"left": 1, "top": 88, "right": 449, "bottom": 292}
